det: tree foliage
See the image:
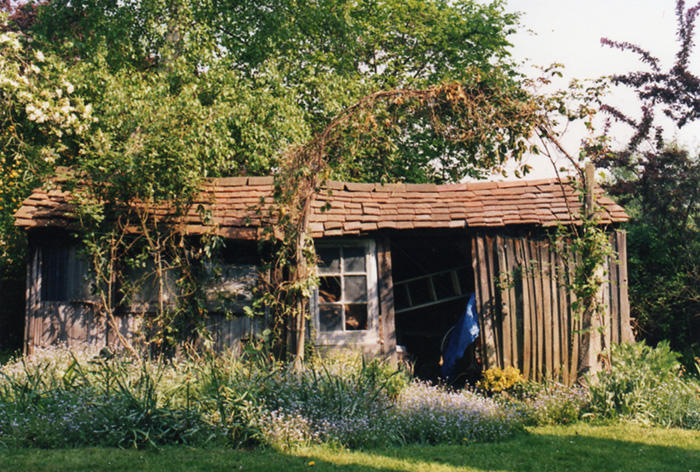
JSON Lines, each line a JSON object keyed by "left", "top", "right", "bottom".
{"left": 268, "top": 80, "right": 541, "bottom": 363}
{"left": 0, "top": 10, "right": 93, "bottom": 277}
{"left": 599, "top": 0, "right": 700, "bottom": 366}
{"left": 0, "top": 0, "right": 540, "bottom": 352}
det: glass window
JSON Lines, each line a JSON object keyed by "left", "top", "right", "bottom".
{"left": 41, "top": 245, "right": 89, "bottom": 302}
{"left": 316, "top": 244, "right": 370, "bottom": 332}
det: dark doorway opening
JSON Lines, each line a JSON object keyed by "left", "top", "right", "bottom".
{"left": 390, "top": 229, "right": 480, "bottom": 385}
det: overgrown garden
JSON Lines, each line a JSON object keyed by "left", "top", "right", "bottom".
{"left": 0, "top": 0, "right": 699, "bottom": 457}
{"left": 0, "top": 342, "right": 697, "bottom": 450}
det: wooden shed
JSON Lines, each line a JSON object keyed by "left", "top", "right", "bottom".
{"left": 15, "top": 176, "right": 632, "bottom": 382}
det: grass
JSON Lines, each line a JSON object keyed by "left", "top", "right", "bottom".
{"left": 1, "top": 423, "right": 698, "bottom": 472}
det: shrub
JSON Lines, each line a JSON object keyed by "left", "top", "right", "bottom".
{"left": 0, "top": 348, "right": 220, "bottom": 448}
{"left": 477, "top": 366, "right": 524, "bottom": 394}
{"left": 497, "top": 381, "right": 589, "bottom": 426}
{"left": 588, "top": 341, "right": 700, "bottom": 429}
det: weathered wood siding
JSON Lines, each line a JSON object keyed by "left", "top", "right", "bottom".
{"left": 24, "top": 244, "right": 264, "bottom": 354}
{"left": 472, "top": 229, "right": 632, "bottom": 383}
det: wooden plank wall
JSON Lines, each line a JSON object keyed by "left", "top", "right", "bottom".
{"left": 472, "top": 229, "right": 632, "bottom": 384}
{"left": 25, "top": 304, "right": 263, "bottom": 353}
{"left": 24, "top": 246, "right": 264, "bottom": 353}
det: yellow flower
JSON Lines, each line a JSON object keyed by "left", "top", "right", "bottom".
{"left": 308, "top": 461, "right": 315, "bottom": 466}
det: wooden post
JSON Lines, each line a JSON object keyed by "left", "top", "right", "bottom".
{"left": 578, "top": 162, "right": 605, "bottom": 379}
{"left": 472, "top": 233, "right": 498, "bottom": 370}
{"left": 377, "top": 237, "right": 397, "bottom": 357}
{"left": 24, "top": 245, "right": 40, "bottom": 355}
{"left": 616, "top": 230, "right": 633, "bottom": 343}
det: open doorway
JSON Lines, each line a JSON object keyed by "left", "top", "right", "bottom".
{"left": 390, "top": 230, "right": 480, "bottom": 385}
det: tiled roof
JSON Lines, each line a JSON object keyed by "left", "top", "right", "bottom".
{"left": 15, "top": 176, "right": 628, "bottom": 238}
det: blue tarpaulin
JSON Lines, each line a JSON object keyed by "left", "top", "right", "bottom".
{"left": 439, "top": 293, "right": 479, "bottom": 380}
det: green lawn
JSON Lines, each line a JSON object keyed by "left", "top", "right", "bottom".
{"left": 1, "top": 424, "right": 698, "bottom": 472}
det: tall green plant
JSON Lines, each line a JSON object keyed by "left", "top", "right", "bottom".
{"left": 588, "top": 341, "right": 700, "bottom": 429}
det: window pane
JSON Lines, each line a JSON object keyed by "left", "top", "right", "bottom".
{"left": 344, "top": 275, "right": 367, "bottom": 302}
{"left": 41, "top": 246, "right": 69, "bottom": 301}
{"left": 41, "top": 246, "right": 89, "bottom": 301}
{"left": 345, "top": 304, "right": 368, "bottom": 330}
{"left": 319, "top": 304, "right": 342, "bottom": 331}
{"left": 317, "top": 247, "right": 340, "bottom": 274}
{"left": 319, "top": 276, "right": 341, "bottom": 303}
{"left": 343, "top": 246, "right": 366, "bottom": 272}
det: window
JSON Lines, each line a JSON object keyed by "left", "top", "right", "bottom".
{"left": 313, "top": 240, "right": 378, "bottom": 343}
{"left": 40, "top": 245, "right": 89, "bottom": 302}
{"left": 127, "top": 260, "right": 178, "bottom": 305}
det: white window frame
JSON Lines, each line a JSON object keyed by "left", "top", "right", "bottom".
{"left": 311, "top": 239, "right": 379, "bottom": 346}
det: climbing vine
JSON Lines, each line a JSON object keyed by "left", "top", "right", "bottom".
{"left": 262, "top": 74, "right": 544, "bottom": 366}
{"left": 537, "top": 115, "right": 616, "bottom": 377}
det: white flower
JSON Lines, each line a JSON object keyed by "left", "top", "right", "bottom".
{"left": 0, "top": 32, "right": 20, "bottom": 49}
{"left": 35, "top": 50, "right": 46, "bottom": 62}
{"left": 62, "top": 81, "right": 74, "bottom": 94}
{"left": 0, "top": 77, "right": 19, "bottom": 89}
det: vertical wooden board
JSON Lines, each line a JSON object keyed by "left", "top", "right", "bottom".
{"left": 224, "top": 317, "right": 233, "bottom": 348}
{"left": 568, "top": 256, "right": 580, "bottom": 383}
{"left": 220, "top": 316, "right": 228, "bottom": 351}
{"left": 215, "top": 316, "right": 231, "bottom": 351}
{"left": 94, "top": 311, "right": 106, "bottom": 347}
{"left": 226, "top": 317, "right": 233, "bottom": 351}
{"left": 616, "top": 231, "right": 633, "bottom": 343}
{"left": 217, "top": 317, "right": 228, "bottom": 350}
{"left": 602, "top": 258, "right": 613, "bottom": 349}
{"left": 505, "top": 237, "right": 519, "bottom": 370}
{"left": 471, "top": 235, "right": 486, "bottom": 366}
{"left": 516, "top": 238, "right": 531, "bottom": 379}
{"left": 32, "top": 247, "right": 43, "bottom": 352}
{"left": 39, "top": 305, "right": 49, "bottom": 347}
{"left": 608, "top": 235, "right": 620, "bottom": 344}
{"left": 84, "top": 309, "right": 93, "bottom": 345}
{"left": 24, "top": 249, "right": 32, "bottom": 354}
{"left": 48, "top": 305, "right": 57, "bottom": 345}
{"left": 25, "top": 246, "right": 39, "bottom": 354}
{"left": 496, "top": 235, "right": 511, "bottom": 367}
{"left": 220, "top": 317, "right": 227, "bottom": 349}
{"left": 540, "top": 240, "right": 553, "bottom": 379}
{"left": 207, "top": 315, "right": 217, "bottom": 351}
{"left": 524, "top": 238, "right": 538, "bottom": 379}
{"left": 485, "top": 235, "right": 502, "bottom": 368}
{"left": 65, "top": 306, "right": 74, "bottom": 344}
{"left": 555, "top": 248, "right": 569, "bottom": 385}
{"left": 528, "top": 238, "right": 539, "bottom": 379}
{"left": 475, "top": 234, "right": 498, "bottom": 369}
{"left": 548, "top": 245, "right": 560, "bottom": 381}
{"left": 85, "top": 309, "right": 96, "bottom": 346}
{"left": 377, "top": 237, "right": 397, "bottom": 355}
{"left": 73, "top": 306, "right": 83, "bottom": 346}
{"left": 529, "top": 239, "right": 542, "bottom": 380}
{"left": 58, "top": 304, "right": 67, "bottom": 343}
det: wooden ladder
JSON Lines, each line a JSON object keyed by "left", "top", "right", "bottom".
{"left": 394, "top": 266, "right": 469, "bottom": 314}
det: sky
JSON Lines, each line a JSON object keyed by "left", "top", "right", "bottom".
{"left": 499, "top": 0, "right": 700, "bottom": 178}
